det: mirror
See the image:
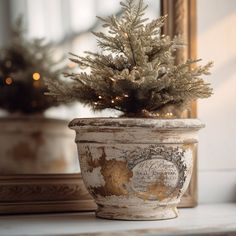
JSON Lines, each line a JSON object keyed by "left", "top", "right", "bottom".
{"left": 0, "top": 0, "right": 197, "bottom": 214}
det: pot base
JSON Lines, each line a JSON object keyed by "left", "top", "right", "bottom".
{"left": 96, "top": 205, "right": 178, "bottom": 221}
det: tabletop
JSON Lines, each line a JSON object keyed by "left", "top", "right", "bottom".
{"left": 0, "top": 203, "right": 236, "bottom": 236}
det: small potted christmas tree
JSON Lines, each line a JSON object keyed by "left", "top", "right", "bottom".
{"left": 46, "top": 0, "right": 213, "bottom": 220}
{"left": 0, "top": 19, "right": 77, "bottom": 174}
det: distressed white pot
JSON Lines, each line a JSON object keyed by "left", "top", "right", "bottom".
{"left": 69, "top": 118, "right": 204, "bottom": 220}
{"left": 0, "top": 116, "right": 79, "bottom": 174}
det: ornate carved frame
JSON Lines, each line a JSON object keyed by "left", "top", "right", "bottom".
{"left": 0, "top": 0, "right": 197, "bottom": 214}
{"left": 0, "top": 174, "right": 96, "bottom": 214}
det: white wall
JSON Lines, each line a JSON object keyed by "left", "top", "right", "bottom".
{"left": 197, "top": 0, "right": 236, "bottom": 203}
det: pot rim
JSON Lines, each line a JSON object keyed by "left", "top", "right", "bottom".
{"left": 69, "top": 117, "right": 205, "bottom": 130}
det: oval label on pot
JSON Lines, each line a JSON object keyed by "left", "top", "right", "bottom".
{"left": 124, "top": 145, "right": 187, "bottom": 201}
{"left": 131, "top": 158, "right": 179, "bottom": 200}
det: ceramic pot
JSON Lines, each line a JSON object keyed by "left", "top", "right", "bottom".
{"left": 0, "top": 116, "right": 79, "bottom": 174}
{"left": 69, "top": 118, "right": 203, "bottom": 220}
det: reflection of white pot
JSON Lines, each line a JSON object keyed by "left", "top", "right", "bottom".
{"left": 0, "top": 117, "right": 79, "bottom": 174}
{"left": 69, "top": 118, "right": 204, "bottom": 220}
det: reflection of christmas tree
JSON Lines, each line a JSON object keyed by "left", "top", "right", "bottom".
{"left": 0, "top": 18, "right": 65, "bottom": 114}
{"left": 46, "top": 0, "right": 213, "bottom": 118}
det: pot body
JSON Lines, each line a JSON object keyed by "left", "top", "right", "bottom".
{"left": 70, "top": 118, "right": 203, "bottom": 220}
{"left": 0, "top": 117, "right": 79, "bottom": 174}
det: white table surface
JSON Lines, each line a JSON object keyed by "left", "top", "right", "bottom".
{"left": 0, "top": 203, "right": 236, "bottom": 236}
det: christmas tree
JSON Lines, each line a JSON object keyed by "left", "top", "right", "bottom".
{"left": 46, "top": 0, "right": 213, "bottom": 118}
{"left": 0, "top": 18, "right": 65, "bottom": 114}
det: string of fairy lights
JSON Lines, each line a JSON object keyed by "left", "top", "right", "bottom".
{"left": 0, "top": 45, "right": 175, "bottom": 117}
{"left": 3, "top": 72, "right": 41, "bottom": 85}
{"left": 92, "top": 90, "right": 174, "bottom": 117}
{"left": 2, "top": 59, "right": 41, "bottom": 86}
{"left": 93, "top": 93, "right": 129, "bottom": 106}
{"left": 1, "top": 57, "right": 174, "bottom": 117}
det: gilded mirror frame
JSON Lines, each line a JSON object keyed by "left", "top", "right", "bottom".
{"left": 161, "top": 0, "right": 197, "bottom": 207}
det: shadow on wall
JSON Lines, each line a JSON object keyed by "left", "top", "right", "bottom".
{"left": 198, "top": 0, "right": 236, "bottom": 33}
{"left": 211, "top": 56, "right": 236, "bottom": 89}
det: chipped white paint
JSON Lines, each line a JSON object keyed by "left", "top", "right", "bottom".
{"left": 70, "top": 118, "right": 203, "bottom": 220}
{"left": 82, "top": 166, "right": 105, "bottom": 188}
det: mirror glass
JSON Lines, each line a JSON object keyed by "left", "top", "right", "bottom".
{"left": 0, "top": 0, "right": 160, "bottom": 119}
{"left": 0, "top": 0, "right": 160, "bottom": 174}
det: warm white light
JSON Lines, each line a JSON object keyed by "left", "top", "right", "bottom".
{"left": 68, "top": 62, "right": 76, "bottom": 68}
{"left": 32, "top": 72, "right": 40, "bottom": 81}
{"left": 5, "top": 77, "right": 13, "bottom": 85}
